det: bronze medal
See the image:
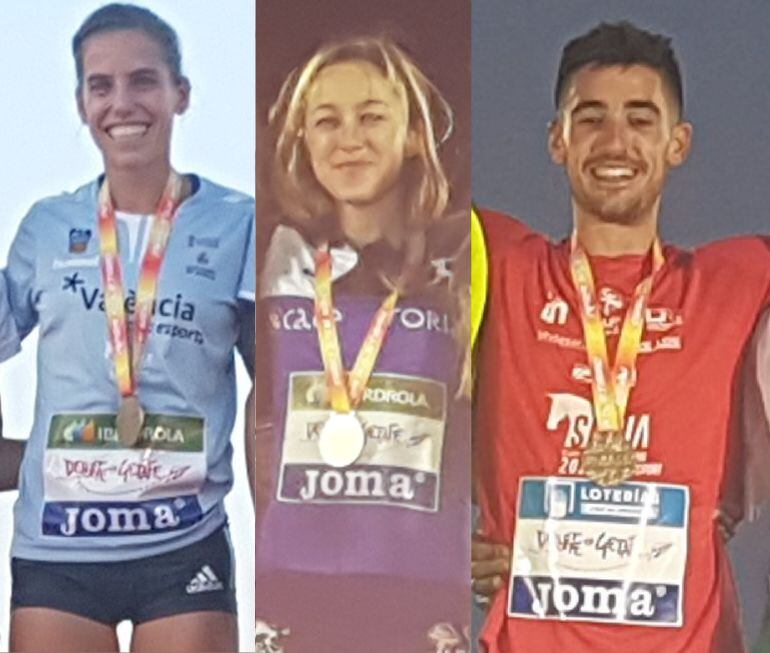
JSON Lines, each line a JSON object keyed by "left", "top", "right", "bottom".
{"left": 116, "top": 395, "right": 145, "bottom": 447}
{"left": 99, "top": 172, "right": 182, "bottom": 450}
{"left": 581, "top": 430, "right": 636, "bottom": 486}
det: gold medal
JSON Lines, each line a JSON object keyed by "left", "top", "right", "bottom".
{"left": 318, "top": 412, "right": 366, "bottom": 468}
{"left": 581, "top": 430, "right": 636, "bottom": 486}
{"left": 569, "top": 236, "right": 664, "bottom": 486}
{"left": 116, "top": 395, "right": 145, "bottom": 447}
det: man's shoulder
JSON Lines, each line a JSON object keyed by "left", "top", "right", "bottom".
{"left": 671, "top": 236, "right": 770, "bottom": 307}
{"left": 475, "top": 206, "right": 530, "bottom": 237}
{"left": 474, "top": 206, "right": 545, "bottom": 256}
{"left": 693, "top": 235, "right": 770, "bottom": 271}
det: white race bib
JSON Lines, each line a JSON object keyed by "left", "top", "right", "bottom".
{"left": 508, "top": 476, "right": 689, "bottom": 627}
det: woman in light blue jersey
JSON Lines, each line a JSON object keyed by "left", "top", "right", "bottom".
{"left": 255, "top": 37, "right": 470, "bottom": 653}
{"left": 4, "top": 4, "right": 254, "bottom": 652}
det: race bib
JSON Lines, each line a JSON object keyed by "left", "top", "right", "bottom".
{"left": 42, "top": 412, "right": 207, "bottom": 537}
{"left": 508, "top": 476, "right": 689, "bottom": 627}
{"left": 277, "top": 372, "right": 447, "bottom": 512}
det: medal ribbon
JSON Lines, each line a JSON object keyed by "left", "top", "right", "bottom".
{"left": 569, "top": 235, "right": 664, "bottom": 432}
{"left": 98, "top": 171, "right": 183, "bottom": 398}
{"left": 314, "top": 246, "right": 399, "bottom": 413}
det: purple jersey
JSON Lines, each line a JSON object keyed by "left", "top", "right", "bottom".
{"left": 255, "top": 223, "right": 470, "bottom": 650}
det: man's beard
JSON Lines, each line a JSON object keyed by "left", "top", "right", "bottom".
{"left": 574, "top": 187, "right": 655, "bottom": 225}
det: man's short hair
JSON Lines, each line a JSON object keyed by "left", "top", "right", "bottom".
{"left": 554, "top": 21, "right": 683, "bottom": 115}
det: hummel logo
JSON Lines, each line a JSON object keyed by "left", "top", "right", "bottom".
{"left": 185, "top": 565, "right": 224, "bottom": 594}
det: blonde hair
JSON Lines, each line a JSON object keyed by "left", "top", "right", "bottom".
{"left": 268, "top": 36, "right": 453, "bottom": 232}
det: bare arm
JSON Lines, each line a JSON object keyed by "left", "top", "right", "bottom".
{"left": 471, "top": 534, "right": 511, "bottom": 599}
{"left": 0, "top": 397, "right": 23, "bottom": 490}
{"left": 0, "top": 436, "right": 23, "bottom": 491}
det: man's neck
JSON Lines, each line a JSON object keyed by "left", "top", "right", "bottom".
{"left": 104, "top": 160, "right": 173, "bottom": 214}
{"left": 573, "top": 206, "right": 660, "bottom": 256}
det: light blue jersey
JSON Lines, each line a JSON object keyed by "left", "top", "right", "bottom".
{"left": 2, "top": 175, "right": 254, "bottom": 562}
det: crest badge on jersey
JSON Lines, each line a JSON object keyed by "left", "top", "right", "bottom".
{"left": 69, "top": 228, "right": 92, "bottom": 253}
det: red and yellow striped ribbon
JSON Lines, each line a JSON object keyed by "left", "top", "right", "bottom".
{"left": 98, "top": 172, "right": 183, "bottom": 398}
{"left": 314, "top": 246, "right": 399, "bottom": 413}
{"left": 569, "top": 235, "right": 664, "bottom": 433}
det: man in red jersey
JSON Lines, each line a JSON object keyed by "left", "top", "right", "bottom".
{"left": 472, "top": 21, "right": 770, "bottom": 653}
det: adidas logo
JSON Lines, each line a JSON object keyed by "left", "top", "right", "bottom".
{"left": 185, "top": 565, "right": 224, "bottom": 594}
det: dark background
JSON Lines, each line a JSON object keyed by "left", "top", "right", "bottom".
{"left": 473, "top": 0, "right": 770, "bottom": 645}
{"left": 256, "top": 0, "right": 473, "bottom": 643}
{"left": 256, "top": 0, "right": 471, "bottom": 227}
{"left": 473, "top": 0, "right": 770, "bottom": 244}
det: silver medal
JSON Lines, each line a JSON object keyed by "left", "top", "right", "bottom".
{"left": 318, "top": 412, "right": 365, "bottom": 468}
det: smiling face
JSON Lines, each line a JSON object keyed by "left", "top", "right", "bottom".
{"left": 549, "top": 64, "right": 692, "bottom": 226}
{"left": 77, "top": 29, "right": 189, "bottom": 172}
{"left": 302, "top": 59, "right": 415, "bottom": 209}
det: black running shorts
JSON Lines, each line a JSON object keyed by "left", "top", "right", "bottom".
{"left": 11, "top": 526, "right": 237, "bottom": 625}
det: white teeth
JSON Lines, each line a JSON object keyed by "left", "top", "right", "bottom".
{"left": 108, "top": 125, "right": 148, "bottom": 139}
{"left": 593, "top": 166, "right": 634, "bottom": 179}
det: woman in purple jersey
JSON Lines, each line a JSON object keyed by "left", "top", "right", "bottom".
{"left": 7, "top": 4, "right": 254, "bottom": 652}
{"left": 256, "top": 37, "right": 470, "bottom": 652}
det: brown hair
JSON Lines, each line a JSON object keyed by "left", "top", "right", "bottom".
{"left": 268, "top": 36, "right": 453, "bottom": 234}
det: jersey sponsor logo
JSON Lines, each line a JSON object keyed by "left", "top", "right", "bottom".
{"left": 268, "top": 305, "right": 451, "bottom": 335}
{"left": 295, "top": 374, "right": 443, "bottom": 421}
{"left": 570, "top": 363, "right": 592, "bottom": 384}
{"left": 546, "top": 393, "right": 650, "bottom": 450}
{"left": 363, "top": 387, "right": 430, "bottom": 409}
{"left": 62, "top": 281, "right": 205, "bottom": 344}
{"left": 645, "top": 307, "right": 682, "bottom": 332}
{"left": 269, "top": 306, "right": 339, "bottom": 332}
{"left": 540, "top": 295, "right": 569, "bottom": 326}
{"left": 430, "top": 256, "right": 454, "bottom": 282}
{"left": 289, "top": 464, "right": 436, "bottom": 508}
{"left": 509, "top": 477, "right": 688, "bottom": 627}
{"left": 545, "top": 392, "right": 663, "bottom": 477}
{"left": 185, "top": 263, "right": 216, "bottom": 281}
{"left": 510, "top": 576, "right": 679, "bottom": 624}
{"left": 187, "top": 235, "right": 220, "bottom": 249}
{"left": 69, "top": 228, "right": 92, "bottom": 253}
{"left": 45, "top": 415, "right": 207, "bottom": 507}
{"left": 42, "top": 495, "right": 203, "bottom": 537}
{"left": 598, "top": 286, "right": 623, "bottom": 315}
{"left": 536, "top": 329, "right": 582, "bottom": 349}
{"left": 53, "top": 256, "right": 100, "bottom": 269}
{"left": 48, "top": 414, "right": 204, "bottom": 452}
{"left": 186, "top": 565, "right": 224, "bottom": 593}
{"left": 155, "top": 322, "right": 205, "bottom": 345}
{"left": 278, "top": 372, "right": 447, "bottom": 512}
{"left": 640, "top": 336, "right": 682, "bottom": 352}
{"left": 65, "top": 279, "right": 197, "bottom": 322}
{"left": 538, "top": 287, "right": 684, "bottom": 351}
{"left": 185, "top": 236, "right": 220, "bottom": 279}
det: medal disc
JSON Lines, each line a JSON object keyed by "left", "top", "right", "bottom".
{"left": 116, "top": 395, "right": 145, "bottom": 447}
{"left": 581, "top": 430, "right": 636, "bottom": 486}
{"left": 318, "top": 412, "right": 365, "bottom": 468}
